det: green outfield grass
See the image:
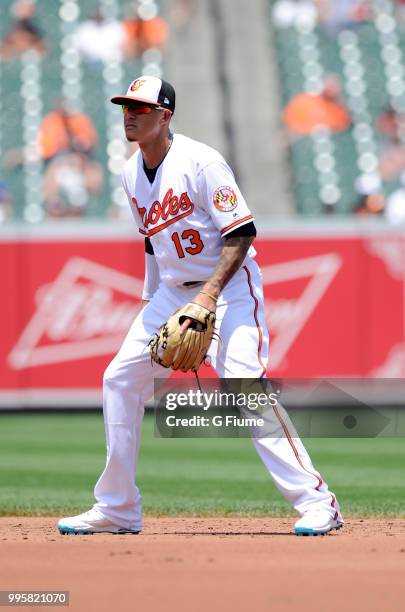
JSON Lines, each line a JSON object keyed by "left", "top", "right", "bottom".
{"left": 0, "top": 413, "right": 404, "bottom": 517}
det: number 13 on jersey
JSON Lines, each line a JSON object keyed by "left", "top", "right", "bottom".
{"left": 171, "top": 229, "right": 204, "bottom": 258}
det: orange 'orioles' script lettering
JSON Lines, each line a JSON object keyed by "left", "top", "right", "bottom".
{"left": 132, "top": 190, "right": 194, "bottom": 236}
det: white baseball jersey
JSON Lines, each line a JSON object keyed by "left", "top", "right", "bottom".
{"left": 121, "top": 134, "right": 256, "bottom": 286}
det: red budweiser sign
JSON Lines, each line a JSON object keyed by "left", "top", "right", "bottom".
{"left": 1, "top": 226, "right": 404, "bottom": 406}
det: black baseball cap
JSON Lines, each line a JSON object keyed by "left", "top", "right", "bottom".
{"left": 111, "top": 75, "right": 175, "bottom": 113}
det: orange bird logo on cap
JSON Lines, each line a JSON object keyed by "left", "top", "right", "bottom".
{"left": 130, "top": 79, "right": 146, "bottom": 92}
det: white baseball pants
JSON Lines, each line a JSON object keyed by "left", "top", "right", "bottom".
{"left": 93, "top": 259, "right": 340, "bottom": 530}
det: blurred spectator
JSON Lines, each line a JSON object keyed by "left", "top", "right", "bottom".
{"left": 375, "top": 104, "right": 405, "bottom": 145}
{"left": 316, "top": 0, "right": 372, "bottom": 35}
{"left": 38, "top": 99, "right": 101, "bottom": 217}
{"left": 3, "top": 99, "right": 101, "bottom": 219}
{"left": 43, "top": 152, "right": 103, "bottom": 218}
{"left": 378, "top": 146, "right": 405, "bottom": 182}
{"left": 385, "top": 173, "right": 405, "bottom": 225}
{"left": 374, "top": 105, "right": 405, "bottom": 181}
{"left": 0, "top": 0, "right": 47, "bottom": 59}
{"left": 394, "top": 0, "right": 405, "bottom": 23}
{"left": 283, "top": 77, "right": 351, "bottom": 137}
{"left": 38, "top": 99, "right": 98, "bottom": 161}
{"left": 272, "top": 0, "right": 318, "bottom": 29}
{"left": 169, "top": 0, "right": 198, "bottom": 30}
{"left": 0, "top": 180, "right": 14, "bottom": 222}
{"left": 352, "top": 172, "right": 385, "bottom": 216}
{"left": 123, "top": 11, "right": 168, "bottom": 57}
{"left": 353, "top": 192, "right": 384, "bottom": 216}
{"left": 3, "top": 99, "right": 98, "bottom": 169}
{"left": 73, "top": 9, "right": 125, "bottom": 63}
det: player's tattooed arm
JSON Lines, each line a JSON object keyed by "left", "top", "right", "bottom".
{"left": 179, "top": 234, "right": 254, "bottom": 334}
{"left": 194, "top": 235, "right": 255, "bottom": 311}
{"left": 208, "top": 235, "right": 254, "bottom": 292}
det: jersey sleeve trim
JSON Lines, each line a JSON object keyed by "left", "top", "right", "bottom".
{"left": 220, "top": 215, "right": 254, "bottom": 237}
{"left": 225, "top": 220, "right": 257, "bottom": 239}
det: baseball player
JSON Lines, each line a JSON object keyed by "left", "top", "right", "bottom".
{"left": 58, "top": 76, "right": 343, "bottom": 536}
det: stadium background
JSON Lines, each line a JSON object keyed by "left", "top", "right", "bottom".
{"left": 0, "top": 0, "right": 404, "bottom": 520}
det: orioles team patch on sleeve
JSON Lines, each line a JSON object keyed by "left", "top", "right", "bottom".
{"left": 213, "top": 186, "right": 238, "bottom": 212}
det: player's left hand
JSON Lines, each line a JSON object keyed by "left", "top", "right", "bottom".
{"left": 149, "top": 301, "right": 216, "bottom": 373}
{"left": 180, "top": 291, "right": 217, "bottom": 335}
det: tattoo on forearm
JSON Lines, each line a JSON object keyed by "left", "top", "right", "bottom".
{"left": 204, "top": 236, "right": 254, "bottom": 295}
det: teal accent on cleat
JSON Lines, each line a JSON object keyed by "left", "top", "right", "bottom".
{"left": 58, "top": 524, "right": 139, "bottom": 535}
{"left": 295, "top": 527, "right": 328, "bottom": 536}
{"left": 58, "top": 525, "right": 94, "bottom": 535}
{"left": 294, "top": 510, "right": 344, "bottom": 537}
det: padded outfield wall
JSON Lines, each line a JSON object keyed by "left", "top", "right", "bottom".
{"left": 1, "top": 221, "right": 404, "bottom": 408}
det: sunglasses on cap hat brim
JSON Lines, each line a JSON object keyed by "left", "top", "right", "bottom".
{"left": 121, "top": 102, "right": 172, "bottom": 115}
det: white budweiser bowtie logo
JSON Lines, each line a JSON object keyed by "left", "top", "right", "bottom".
{"left": 8, "top": 257, "right": 143, "bottom": 369}
{"left": 262, "top": 253, "right": 342, "bottom": 369}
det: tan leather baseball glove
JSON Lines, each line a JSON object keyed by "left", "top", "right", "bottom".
{"left": 149, "top": 303, "right": 216, "bottom": 373}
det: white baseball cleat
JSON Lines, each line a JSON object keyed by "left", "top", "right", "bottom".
{"left": 294, "top": 510, "right": 344, "bottom": 536}
{"left": 57, "top": 509, "right": 141, "bottom": 535}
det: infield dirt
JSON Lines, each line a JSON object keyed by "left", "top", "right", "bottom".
{"left": 0, "top": 517, "right": 404, "bottom": 612}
